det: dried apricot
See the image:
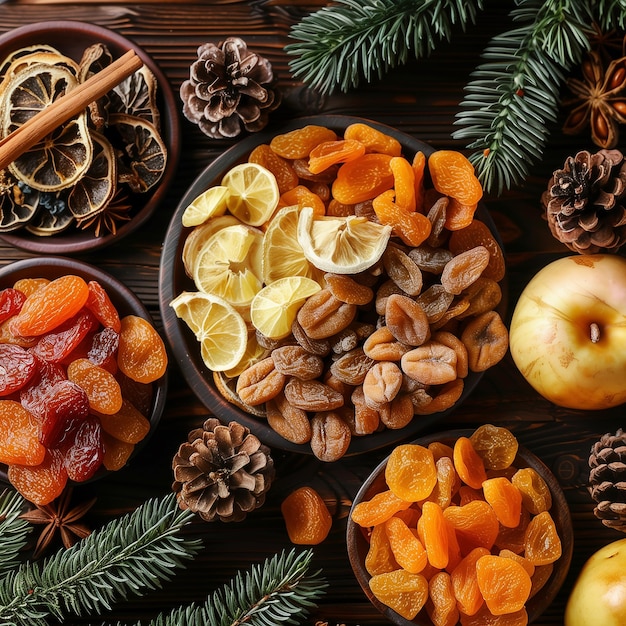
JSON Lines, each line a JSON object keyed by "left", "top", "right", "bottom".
{"left": 279, "top": 184, "right": 326, "bottom": 215}
{"left": 461, "top": 310, "right": 509, "bottom": 372}
{"left": 373, "top": 190, "right": 431, "bottom": 246}
{"left": 308, "top": 138, "right": 365, "bottom": 174}
{"left": 443, "top": 500, "right": 499, "bottom": 555}
{"left": 428, "top": 150, "right": 483, "bottom": 206}
{"left": 469, "top": 424, "right": 519, "bottom": 471}
{"left": 12, "top": 277, "right": 49, "bottom": 297}
{"left": 453, "top": 436, "right": 487, "bottom": 489}
{"left": 281, "top": 485, "right": 332, "bottom": 545}
{"left": 67, "top": 358, "right": 123, "bottom": 415}
{"left": 8, "top": 448, "right": 67, "bottom": 506}
{"left": 351, "top": 488, "right": 412, "bottom": 527}
{"left": 450, "top": 546, "right": 489, "bottom": 616}
{"left": 476, "top": 554, "right": 532, "bottom": 615}
{"left": 417, "top": 501, "right": 449, "bottom": 569}
{"left": 385, "top": 516, "right": 428, "bottom": 574}
{"left": 512, "top": 467, "right": 552, "bottom": 515}
{"left": 449, "top": 219, "right": 506, "bottom": 282}
{"left": 85, "top": 280, "right": 122, "bottom": 333}
{"left": 390, "top": 156, "right": 416, "bottom": 212}
{"left": 98, "top": 399, "right": 151, "bottom": 444}
{"left": 101, "top": 430, "right": 135, "bottom": 471}
{"left": 117, "top": 315, "right": 168, "bottom": 384}
{"left": 385, "top": 444, "right": 437, "bottom": 502}
{"left": 269, "top": 124, "right": 337, "bottom": 159}
{"left": 412, "top": 151, "right": 426, "bottom": 212}
{"left": 344, "top": 122, "right": 402, "bottom": 156}
{"left": 249, "top": 143, "right": 299, "bottom": 194}
{"left": 369, "top": 569, "right": 429, "bottom": 620}
{"left": 0, "top": 400, "right": 45, "bottom": 465}
{"left": 482, "top": 477, "right": 523, "bottom": 528}
{"left": 523, "top": 511, "right": 562, "bottom": 565}
{"left": 366, "top": 522, "right": 399, "bottom": 575}
{"left": 332, "top": 153, "right": 394, "bottom": 204}
{"left": 427, "top": 570, "right": 459, "bottom": 626}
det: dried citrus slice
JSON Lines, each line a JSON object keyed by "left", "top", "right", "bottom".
{"left": 250, "top": 276, "right": 322, "bottom": 339}
{"left": 297, "top": 206, "right": 392, "bottom": 274}
{"left": 262, "top": 205, "right": 324, "bottom": 284}
{"left": 170, "top": 291, "right": 247, "bottom": 372}
{"left": 192, "top": 223, "right": 264, "bottom": 308}
{"left": 1, "top": 63, "right": 93, "bottom": 191}
{"left": 182, "top": 185, "right": 230, "bottom": 227}
{"left": 182, "top": 214, "right": 241, "bottom": 278}
{"left": 221, "top": 162, "right": 280, "bottom": 226}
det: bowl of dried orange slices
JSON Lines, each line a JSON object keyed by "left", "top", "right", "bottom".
{"left": 0, "top": 21, "right": 179, "bottom": 254}
{"left": 159, "top": 115, "right": 509, "bottom": 459}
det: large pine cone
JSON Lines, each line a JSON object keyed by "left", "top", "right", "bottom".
{"left": 180, "top": 37, "right": 280, "bottom": 139}
{"left": 542, "top": 149, "right": 626, "bottom": 254}
{"left": 589, "top": 428, "right": 626, "bottom": 532}
{"left": 172, "top": 418, "right": 275, "bottom": 522}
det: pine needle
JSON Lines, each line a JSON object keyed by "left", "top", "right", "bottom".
{"left": 0, "top": 490, "right": 31, "bottom": 579}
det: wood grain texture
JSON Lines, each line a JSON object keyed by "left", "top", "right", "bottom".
{"left": 0, "top": 3, "right": 620, "bottom": 625}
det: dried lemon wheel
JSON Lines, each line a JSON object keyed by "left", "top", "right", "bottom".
{"left": 192, "top": 223, "right": 264, "bottom": 309}
{"left": 170, "top": 291, "right": 247, "bottom": 372}
{"left": 182, "top": 185, "right": 230, "bottom": 228}
{"left": 262, "top": 205, "right": 324, "bottom": 285}
{"left": 221, "top": 162, "right": 279, "bottom": 227}
{"left": 250, "top": 276, "right": 322, "bottom": 339}
{"left": 297, "top": 206, "right": 392, "bottom": 274}
{"left": 1, "top": 63, "right": 93, "bottom": 191}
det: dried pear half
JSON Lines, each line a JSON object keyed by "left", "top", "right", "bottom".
{"left": 67, "top": 131, "right": 117, "bottom": 221}
{"left": 108, "top": 113, "right": 167, "bottom": 193}
{"left": 0, "top": 63, "right": 93, "bottom": 192}
{"left": 0, "top": 172, "right": 39, "bottom": 232}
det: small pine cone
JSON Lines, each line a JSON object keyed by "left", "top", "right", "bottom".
{"left": 542, "top": 149, "right": 626, "bottom": 254}
{"left": 589, "top": 428, "right": 626, "bottom": 532}
{"left": 180, "top": 36, "right": 280, "bottom": 139}
{"left": 172, "top": 418, "right": 274, "bottom": 522}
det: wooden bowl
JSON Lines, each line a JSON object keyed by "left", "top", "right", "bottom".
{"left": 0, "top": 256, "right": 168, "bottom": 485}
{"left": 346, "top": 429, "right": 574, "bottom": 625}
{"left": 159, "top": 114, "right": 506, "bottom": 455}
{"left": 0, "top": 21, "right": 180, "bottom": 254}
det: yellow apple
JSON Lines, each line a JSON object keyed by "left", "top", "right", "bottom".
{"left": 565, "top": 538, "right": 626, "bottom": 626}
{"left": 509, "top": 254, "right": 626, "bottom": 410}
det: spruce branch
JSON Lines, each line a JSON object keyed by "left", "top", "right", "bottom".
{"left": 0, "top": 490, "right": 31, "bottom": 579}
{"left": 0, "top": 493, "right": 202, "bottom": 626}
{"left": 285, "top": 0, "right": 484, "bottom": 95}
{"left": 453, "top": 0, "right": 593, "bottom": 194}
{"left": 595, "top": 0, "right": 626, "bottom": 31}
{"left": 122, "top": 548, "right": 326, "bottom": 626}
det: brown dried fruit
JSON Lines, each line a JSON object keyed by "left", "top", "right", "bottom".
{"left": 415, "top": 285, "right": 455, "bottom": 324}
{"left": 296, "top": 289, "right": 357, "bottom": 339}
{"left": 383, "top": 246, "right": 423, "bottom": 296}
{"left": 266, "top": 392, "right": 312, "bottom": 444}
{"left": 363, "top": 326, "right": 412, "bottom": 361}
{"left": 401, "top": 341, "right": 458, "bottom": 386}
{"left": 325, "top": 273, "right": 374, "bottom": 305}
{"left": 310, "top": 411, "right": 352, "bottom": 461}
{"left": 350, "top": 385, "right": 381, "bottom": 435}
{"left": 461, "top": 311, "right": 509, "bottom": 372}
{"left": 441, "top": 246, "right": 490, "bottom": 295}
{"left": 378, "top": 393, "right": 414, "bottom": 429}
{"left": 330, "top": 347, "right": 375, "bottom": 385}
{"left": 413, "top": 378, "right": 464, "bottom": 415}
{"left": 385, "top": 293, "right": 430, "bottom": 346}
{"left": 283, "top": 377, "right": 345, "bottom": 411}
{"left": 363, "top": 361, "right": 403, "bottom": 407}
{"left": 271, "top": 345, "right": 324, "bottom": 380}
{"left": 236, "top": 357, "right": 286, "bottom": 406}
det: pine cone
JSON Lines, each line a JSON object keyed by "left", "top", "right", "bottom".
{"left": 589, "top": 428, "right": 626, "bottom": 532}
{"left": 180, "top": 37, "right": 280, "bottom": 139}
{"left": 542, "top": 149, "right": 626, "bottom": 254}
{"left": 172, "top": 418, "right": 275, "bottom": 522}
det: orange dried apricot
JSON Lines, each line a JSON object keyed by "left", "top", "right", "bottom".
{"left": 417, "top": 501, "right": 449, "bottom": 569}
{"left": 458, "top": 485, "right": 484, "bottom": 506}
{"left": 117, "top": 315, "right": 168, "bottom": 384}
{"left": 281, "top": 485, "right": 332, "bottom": 545}
{"left": 389, "top": 156, "right": 416, "bottom": 212}
{"left": 10, "top": 275, "right": 90, "bottom": 337}
{"left": 67, "top": 357, "right": 123, "bottom": 415}
{"left": 426, "top": 570, "right": 459, "bottom": 626}
{"left": 0, "top": 400, "right": 45, "bottom": 465}
{"left": 523, "top": 510, "right": 562, "bottom": 565}
{"left": 450, "top": 546, "right": 489, "bottom": 616}
{"left": 12, "top": 277, "right": 49, "bottom": 297}
{"left": 445, "top": 198, "right": 479, "bottom": 231}
{"left": 385, "top": 443, "right": 437, "bottom": 502}
{"left": 498, "top": 549, "right": 535, "bottom": 578}
{"left": 495, "top": 506, "right": 531, "bottom": 555}
{"left": 428, "top": 150, "right": 483, "bottom": 206}
{"left": 373, "top": 190, "right": 431, "bottom": 246}
{"left": 343, "top": 122, "right": 402, "bottom": 156}
{"left": 453, "top": 436, "right": 487, "bottom": 489}
{"left": 332, "top": 153, "right": 394, "bottom": 204}
{"left": 385, "top": 516, "right": 428, "bottom": 574}
{"left": 428, "top": 440, "right": 455, "bottom": 462}
{"left": 101, "top": 430, "right": 135, "bottom": 471}
{"left": 476, "top": 554, "right": 532, "bottom": 615}
{"left": 279, "top": 184, "right": 326, "bottom": 215}
{"left": 369, "top": 569, "right": 429, "bottom": 620}
{"left": 249, "top": 143, "right": 299, "bottom": 194}
{"left": 412, "top": 151, "right": 426, "bottom": 213}
{"left": 512, "top": 467, "right": 552, "bottom": 515}
{"left": 482, "top": 477, "right": 523, "bottom": 528}
{"left": 269, "top": 124, "right": 337, "bottom": 159}
{"left": 8, "top": 448, "right": 67, "bottom": 506}
{"left": 98, "top": 399, "right": 151, "bottom": 444}
{"left": 469, "top": 423, "right": 519, "bottom": 471}
{"left": 85, "top": 280, "right": 122, "bottom": 333}
{"left": 529, "top": 563, "right": 553, "bottom": 599}
{"left": 308, "top": 139, "right": 365, "bottom": 174}
{"left": 366, "top": 522, "right": 399, "bottom": 575}
{"left": 443, "top": 500, "right": 500, "bottom": 555}
{"left": 427, "top": 455, "right": 459, "bottom": 510}
{"left": 352, "top": 488, "right": 412, "bottom": 527}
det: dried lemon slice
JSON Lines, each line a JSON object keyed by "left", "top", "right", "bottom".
{"left": 192, "top": 223, "right": 264, "bottom": 309}
{"left": 221, "top": 162, "right": 279, "bottom": 227}
{"left": 262, "top": 204, "right": 324, "bottom": 285}
{"left": 181, "top": 185, "right": 230, "bottom": 228}
{"left": 250, "top": 276, "right": 322, "bottom": 339}
{"left": 170, "top": 291, "right": 247, "bottom": 372}
{"left": 297, "top": 206, "right": 392, "bottom": 274}
{"left": 0, "top": 63, "right": 93, "bottom": 192}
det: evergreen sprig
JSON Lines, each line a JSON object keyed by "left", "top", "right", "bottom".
{"left": 0, "top": 493, "right": 202, "bottom": 626}
{"left": 285, "top": 0, "right": 484, "bottom": 95}
{"left": 0, "top": 490, "right": 31, "bottom": 579}
{"left": 121, "top": 548, "right": 326, "bottom": 626}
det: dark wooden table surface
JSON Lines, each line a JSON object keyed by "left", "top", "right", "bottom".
{"left": 0, "top": 1, "right": 622, "bottom": 624}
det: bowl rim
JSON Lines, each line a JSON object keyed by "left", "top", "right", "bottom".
{"left": 0, "top": 255, "right": 168, "bottom": 482}
{"left": 0, "top": 20, "right": 180, "bottom": 255}
{"left": 159, "top": 114, "right": 504, "bottom": 455}
{"left": 345, "top": 428, "right": 574, "bottom": 625}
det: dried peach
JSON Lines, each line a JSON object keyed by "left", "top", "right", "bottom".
{"left": 281, "top": 485, "right": 332, "bottom": 545}
{"left": 476, "top": 554, "right": 532, "bottom": 615}
{"left": 369, "top": 569, "right": 429, "bottom": 620}
{"left": 385, "top": 444, "right": 437, "bottom": 502}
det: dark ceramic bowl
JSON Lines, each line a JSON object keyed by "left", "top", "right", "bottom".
{"left": 346, "top": 429, "right": 574, "bottom": 625}
{"left": 0, "top": 256, "right": 168, "bottom": 485}
{"left": 0, "top": 21, "right": 180, "bottom": 254}
{"left": 159, "top": 114, "right": 506, "bottom": 455}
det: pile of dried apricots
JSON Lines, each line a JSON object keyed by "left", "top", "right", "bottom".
{"left": 351, "top": 425, "right": 562, "bottom": 625}
{"left": 0, "top": 273, "right": 167, "bottom": 505}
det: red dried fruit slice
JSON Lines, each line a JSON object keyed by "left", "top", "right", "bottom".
{"left": 62, "top": 415, "right": 104, "bottom": 482}
{"left": 8, "top": 448, "right": 68, "bottom": 506}
{"left": 20, "top": 356, "right": 66, "bottom": 414}
{"left": 39, "top": 379, "right": 90, "bottom": 448}
{"left": 87, "top": 326, "right": 119, "bottom": 374}
{"left": 0, "top": 399, "right": 45, "bottom": 465}
{"left": 85, "top": 280, "right": 122, "bottom": 333}
{"left": 0, "top": 287, "right": 26, "bottom": 325}
{"left": 0, "top": 344, "right": 37, "bottom": 395}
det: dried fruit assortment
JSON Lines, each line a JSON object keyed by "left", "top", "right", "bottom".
{"left": 351, "top": 426, "right": 563, "bottom": 624}
{"left": 0, "top": 273, "right": 167, "bottom": 505}
{"left": 171, "top": 122, "right": 508, "bottom": 460}
{"left": 0, "top": 43, "right": 167, "bottom": 237}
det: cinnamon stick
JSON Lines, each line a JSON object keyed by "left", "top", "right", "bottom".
{"left": 0, "top": 48, "right": 143, "bottom": 172}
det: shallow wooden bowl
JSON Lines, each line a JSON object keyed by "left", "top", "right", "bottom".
{"left": 346, "top": 429, "right": 574, "bottom": 625}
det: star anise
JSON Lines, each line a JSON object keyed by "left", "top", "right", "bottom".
{"left": 20, "top": 488, "right": 96, "bottom": 559}
{"left": 76, "top": 191, "right": 132, "bottom": 237}
{"left": 563, "top": 49, "right": 626, "bottom": 149}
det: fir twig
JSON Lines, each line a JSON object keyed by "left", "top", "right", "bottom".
{"left": 0, "top": 490, "right": 31, "bottom": 578}
{"left": 595, "top": 0, "right": 626, "bottom": 31}
{"left": 452, "top": 0, "right": 593, "bottom": 194}
{"left": 0, "top": 493, "right": 202, "bottom": 626}
{"left": 120, "top": 548, "right": 326, "bottom": 626}
{"left": 285, "top": 0, "right": 484, "bottom": 95}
